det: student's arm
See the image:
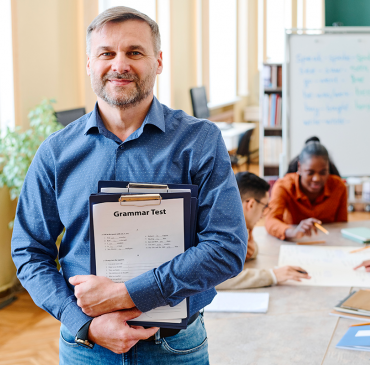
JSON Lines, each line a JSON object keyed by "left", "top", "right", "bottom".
{"left": 216, "top": 265, "right": 311, "bottom": 289}
{"left": 265, "top": 182, "right": 291, "bottom": 240}
{"left": 216, "top": 267, "right": 275, "bottom": 289}
{"left": 335, "top": 183, "right": 348, "bottom": 222}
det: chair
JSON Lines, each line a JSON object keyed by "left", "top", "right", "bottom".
{"left": 55, "top": 107, "right": 86, "bottom": 127}
{"left": 231, "top": 129, "right": 258, "bottom": 170}
{"left": 190, "top": 86, "right": 210, "bottom": 119}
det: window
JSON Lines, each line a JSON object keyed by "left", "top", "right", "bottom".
{"left": 0, "top": 0, "right": 15, "bottom": 132}
{"left": 264, "top": 0, "right": 324, "bottom": 63}
{"left": 98, "top": 0, "right": 171, "bottom": 106}
{"left": 208, "top": 0, "right": 237, "bottom": 106}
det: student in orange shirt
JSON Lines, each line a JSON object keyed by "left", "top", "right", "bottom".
{"left": 265, "top": 141, "right": 348, "bottom": 240}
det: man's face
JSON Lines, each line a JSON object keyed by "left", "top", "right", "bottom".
{"left": 87, "top": 19, "right": 163, "bottom": 108}
{"left": 242, "top": 191, "right": 270, "bottom": 230}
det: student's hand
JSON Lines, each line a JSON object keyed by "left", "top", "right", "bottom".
{"left": 88, "top": 309, "right": 159, "bottom": 354}
{"left": 285, "top": 218, "right": 322, "bottom": 239}
{"left": 273, "top": 266, "right": 311, "bottom": 283}
{"left": 354, "top": 260, "right": 370, "bottom": 272}
{"left": 246, "top": 239, "right": 256, "bottom": 260}
{"left": 69, "top": 275, "right": 135, "bottom": 317}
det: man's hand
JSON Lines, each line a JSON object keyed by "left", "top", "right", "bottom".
{"left": 285, "top": 218, "right": 321, "bottom": 239}
{"left": 88, "top": 308, "right": 159, "bottom": 354}
{"left": 69, "top": 275, "right": 135, "bottom": 317}
{"left": 273, "top": 266, "right": 311, "bottom": 283}
{"left": 354, "top": 260, "right": 370, "bottom": 272}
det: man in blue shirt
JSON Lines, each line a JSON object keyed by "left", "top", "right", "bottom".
{"left": 11, "top": 6, "right": 247, "bottom": 364}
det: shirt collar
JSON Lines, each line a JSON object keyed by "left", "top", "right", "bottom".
{"left": 83, "top": 97, "right": 166, "bottom": 136}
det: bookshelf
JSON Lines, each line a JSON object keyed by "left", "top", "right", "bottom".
{"left": 259, "top": 63, "right": 283, "bottom": 178}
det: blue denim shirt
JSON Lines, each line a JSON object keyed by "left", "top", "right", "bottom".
{"left": 11, "top": 97, "right": 247, "bottom": 336}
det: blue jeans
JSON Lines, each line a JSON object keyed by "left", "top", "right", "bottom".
{"left": 59, "top": 313, "right": 209, "bottom": 364}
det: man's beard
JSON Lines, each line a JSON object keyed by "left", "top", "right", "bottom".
{"left": 90, "top": 70, "right": 155, "bottom": 109}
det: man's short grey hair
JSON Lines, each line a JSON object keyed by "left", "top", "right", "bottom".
{"left": 86, "top": 6, "right": 161, "bottom": 55}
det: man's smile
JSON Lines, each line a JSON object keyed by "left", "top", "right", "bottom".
{"left": 109, "top": 79, "right": 133, "bottom": 86}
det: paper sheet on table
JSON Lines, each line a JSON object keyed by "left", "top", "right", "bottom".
{"left": 278, "top": 245, "right": 370, "bottom": 287}
{"left": 204, "top": 292, "right": 269, "bottom": 313}
{"left": 92, "top": 198, "right": 187, "bottom": 322}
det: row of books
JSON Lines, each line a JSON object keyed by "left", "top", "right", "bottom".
{"left": 263, "top": 136, "right": 282, "bottom": 166}
{"left": 262, "top": 93, "right": 282, "bottom": 127}
{"left": 263, "top": 64, "right": 282, "bottom": 89}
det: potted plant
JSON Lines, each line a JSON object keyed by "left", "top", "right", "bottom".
{"left": 0, "top": 99, "right": 63, "bottom": 305}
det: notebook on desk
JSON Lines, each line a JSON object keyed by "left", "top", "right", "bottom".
{"left": 337, "top": 325, "right": 370, "bottom": 352}
{"left": 341, "top": 228, "right": 370, "bottom": 244}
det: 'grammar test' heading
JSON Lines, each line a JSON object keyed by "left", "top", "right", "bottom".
{"left": 114, "top": 209, "right": 167, "bottom": 217}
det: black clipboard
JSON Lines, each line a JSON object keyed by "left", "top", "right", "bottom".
{"left": 89, "top": 192, "right": 192, "bottom": 329}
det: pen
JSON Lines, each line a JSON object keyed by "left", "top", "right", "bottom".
{"left": 297, "top": 270, "right": 308, "bottom": 274}
{"left": 350, "top": 245, "right": 370, "bottom": 254}
{"left": 314, "top": 222, "right": 329, "bottom": 235}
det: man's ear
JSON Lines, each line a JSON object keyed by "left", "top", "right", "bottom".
{"left": 156, "top": 51, "right": 163, "bottom": 75}
{"left": 86, "top": 54, "right": 91, "bottom": 76}
{"left": 244, "top": 198, "right": 255, "bottom": 212}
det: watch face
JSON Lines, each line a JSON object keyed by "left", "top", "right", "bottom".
{"left": 75, "top": 337, "right": 94, "bottom": 349}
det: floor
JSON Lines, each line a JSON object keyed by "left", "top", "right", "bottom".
{"left": 1, "top": 162, "right": 369, "bottom": 364}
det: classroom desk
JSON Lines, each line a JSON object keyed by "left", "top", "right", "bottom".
{"left": 214, "top": 122, "right": 255, "bottom": 151}
{"left": 205, "top": 220, "right": 370, "bottom": 364}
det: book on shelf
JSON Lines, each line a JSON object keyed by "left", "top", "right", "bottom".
{"left": 263, "top": 136, "right": 282, "bottom": 166}
{"left": 263, "top": 94, "right": 282, "bottom": 127}
{"left": 263, "top": 65, "right": 282, "bottom": 89}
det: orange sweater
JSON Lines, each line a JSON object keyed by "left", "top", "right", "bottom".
{"left": 265, "top": 173, "right": 348, "bottom": 240}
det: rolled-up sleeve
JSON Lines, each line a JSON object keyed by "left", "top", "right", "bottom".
{"left": 11, "top": 142, "right": 92, "bottom": 336}
{"left": 125, "top": 123, "right": 248, "bottom": 311}
{"left": 265, "top": 181, "right": 291, "bottom": 240}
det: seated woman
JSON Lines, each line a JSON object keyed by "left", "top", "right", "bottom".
{"left": 265, "top": 141, "right": 348, "bottom": 240}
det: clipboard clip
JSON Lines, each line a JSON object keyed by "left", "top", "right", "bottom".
{"left": 119, "top": 194, "right": 162, "bottom": 206}
{"left": 127, "top": 183, "right": 169, "bottom": 192}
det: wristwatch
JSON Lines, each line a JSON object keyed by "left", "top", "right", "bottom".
{"left": 75, "top": 320, "right": 94, "bottom": 349}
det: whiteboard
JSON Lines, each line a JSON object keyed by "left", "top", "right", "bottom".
{"left": 286, "top": 30, "right": 370, "bottom": 177}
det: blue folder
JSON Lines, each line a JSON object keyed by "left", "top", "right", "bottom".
{"left": 336, "top": 324, "right": 370, "bottom": 351}
{"left": 89, "top": 190, "right": 193, "bottom": 329}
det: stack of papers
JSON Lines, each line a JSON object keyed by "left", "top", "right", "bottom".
{"left": 337, "top": 325, "right": 370, "bottom": 352}
{"left": 333, "top": 290, "right": 370, "bottom": 317}
{"left": 204, "top": 292, "right": 269, "bottom": 313}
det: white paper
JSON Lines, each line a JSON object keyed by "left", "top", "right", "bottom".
{"left": 278, "top": 245, "right": 370, "bottom": 287}
{"left": 204, "top": 292, "right": 269, "bottom": 313}
{"left": 92, "top": 198, "right": 187, "bottom": 322}
{"left": 356, "top": 330, "right": 370, "bottom": 337}
{"left": 100, "top": 187, "right": 191, "bottom": 194}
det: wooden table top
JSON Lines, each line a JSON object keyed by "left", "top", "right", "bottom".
{"left": 205, "top": 220, "right": 370, "bottom": 365}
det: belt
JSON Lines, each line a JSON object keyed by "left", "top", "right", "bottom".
{"left": 143, "top": 311, "right": 199, "bottom": 342}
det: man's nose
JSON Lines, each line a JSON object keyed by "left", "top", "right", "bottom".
{"left": 312, "top": 173, "right": 320, "bottom": 181}
{"left": 111, "top": 53, "right": 131, "bottom": 74}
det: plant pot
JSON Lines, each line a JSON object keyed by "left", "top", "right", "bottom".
{"left": 0, "top": 186, "right": 18, "bottom": 298}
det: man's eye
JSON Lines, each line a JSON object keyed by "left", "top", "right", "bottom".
{"left": 129, "top": 51, "right": 143, "bottom": 58}
{"left": 101, "top": 52, "right": 113, "bottom": 57}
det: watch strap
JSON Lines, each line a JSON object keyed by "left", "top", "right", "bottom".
{"left": 75, "top": 319, "right": 94, "bottom": 349}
